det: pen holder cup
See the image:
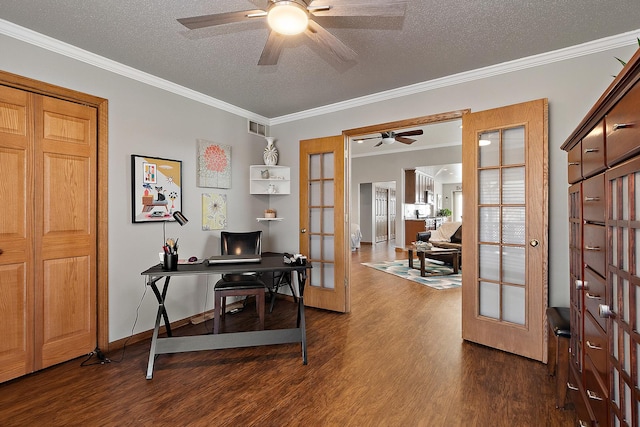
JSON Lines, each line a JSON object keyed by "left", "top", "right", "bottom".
{"left": 163, "top": 253, "right": 178, "bottom": 271}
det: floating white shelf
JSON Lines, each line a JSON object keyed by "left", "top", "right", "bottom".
{"left": 256, "top": 217, "right": 283, "bottom": 222}
{"left": 250, "top": 165, "right": 290, "bottom": 194}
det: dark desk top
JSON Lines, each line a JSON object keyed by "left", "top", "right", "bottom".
{"left": 141, "top": 252, "right": 309, "bottom": 277}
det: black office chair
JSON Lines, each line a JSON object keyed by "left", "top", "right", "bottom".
{"left": 213, "top": 231, "right": 266, "bottom": 334}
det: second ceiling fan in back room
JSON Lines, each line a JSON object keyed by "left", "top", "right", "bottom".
{"left": 357, "top": 129, "right": 424, "bottom": 147}
{"left": 177, "top": 0, "right": 407, "bottom": 65}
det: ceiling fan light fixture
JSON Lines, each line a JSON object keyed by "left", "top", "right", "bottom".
{"left": 267, "top": 1, "right": 309, "bottom": 35}
{"left": 381, "top": 137, "right": 396, "bottom": 145}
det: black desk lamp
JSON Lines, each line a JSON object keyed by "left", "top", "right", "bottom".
{"left": 163, "top": 211, "right": 189, "bottom": 244}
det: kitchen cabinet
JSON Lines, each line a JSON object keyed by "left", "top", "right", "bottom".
{"left": 404, "top": 169, "right": 434, "bottom": 204}
{"left": 404, "top": 219, "right": 426, "bottom": 244}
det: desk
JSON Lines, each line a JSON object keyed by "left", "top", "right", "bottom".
{"left": 140, "top": 253, "right": 310, "bottom": 379}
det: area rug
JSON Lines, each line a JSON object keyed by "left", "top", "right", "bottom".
{"left": 362, "top": 259, "right": 461, "bottom": 290}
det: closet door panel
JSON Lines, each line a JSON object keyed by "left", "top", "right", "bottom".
{"left": 34, "top": 95, "right": 96, "bottom": 369}
{"left": 0, "top": 85, "right": 34, "bottom": 382}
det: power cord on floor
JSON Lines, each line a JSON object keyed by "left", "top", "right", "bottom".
{"left": 80, "top": 279, "right": 148, "bottom": 366}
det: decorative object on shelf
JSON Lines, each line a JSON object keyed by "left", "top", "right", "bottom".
{"left": 267, "top": 183, "right": 277, "bottom": 194}
{"left": 131, "top": 154, "right": 182, "bottom": 223}
{"left": 264, "top": 209, "right": 276, "bottom": 218}
{"left": 263, "top": 137, "right": 278, "bottom": 166}
{"left": 197, "top": 139, "right": 231, "bottom": 189}
{"left": 261, "top": 169, "right": 270, "bottom": 179}
{"left": 202, "top": 193, "right": 227, "bottom": 230}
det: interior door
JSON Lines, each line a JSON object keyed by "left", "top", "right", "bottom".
{"left": 461, "top": 99, "right": 548, "bottom": 362}
{"left": 375, "top": 185, "right": 388, "bottom": 243}
{"left": 299, "top": 135, "right": 348, "bottom": 312}
{"left": 34, "top": 95, "right": 97, "bottom": 369}
{"left": 0, "top": 84, "right": 35, "bottom": 382}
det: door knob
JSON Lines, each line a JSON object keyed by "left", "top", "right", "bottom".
{"left": 301, "top": 228, "right": 307, "bottom": 233}
{"left": 529, "top": 239, "right": 539, "bottom": 247}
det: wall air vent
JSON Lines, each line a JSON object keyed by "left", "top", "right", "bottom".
{"left": 248, "top": 120, "right": 268, "bottom": 137}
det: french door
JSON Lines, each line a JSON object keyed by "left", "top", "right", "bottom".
{"left": 461, "top": 99, "right": 548, "bottom": 362}
{"left": 299, "top": 135, "right": 348, "bottom": 312}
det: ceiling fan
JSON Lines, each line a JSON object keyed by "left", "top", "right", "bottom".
{"left": 177, "top": 0, "right": 407, "bottom": 65}
{"left": 357, "top": 129, "right": 424, "bottom": 147}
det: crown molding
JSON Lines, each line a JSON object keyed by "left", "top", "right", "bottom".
{"left": 270, "top": 28, "right": 640, "bottom": 125}
{"left": 0, "top": 18, "right": 269, "bottom": 124}
{"left": 1, "top": 18, "right": 637, "bottom": 126}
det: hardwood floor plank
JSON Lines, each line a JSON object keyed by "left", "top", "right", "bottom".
{"left": 0, "top": 242, "right": 573, "bottom": 426}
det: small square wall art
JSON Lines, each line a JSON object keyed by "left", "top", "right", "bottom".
{"left": 197, "top": 139, "right": 231, "bottom": 188}
{"left": 202, "top": 193, "right": 227, "bottom": 230}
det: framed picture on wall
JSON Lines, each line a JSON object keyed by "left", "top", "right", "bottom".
{"left": 131, "top": 154, "right": 182, "bottom": 223}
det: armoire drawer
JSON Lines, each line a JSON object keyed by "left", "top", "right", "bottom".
{"left": 584, "top": 312, "right": 607, "bottom": 381}
{"left": 583, "top": 266, "right": 607, "bottom": 332}
{"left": 568, "top": 365, "right": 596, "bottom": 427}
{"left": 583, "top": 224, "right": 606, "bottom": 277}
{"left": 606, "top": 80, "right": 640, "bottom": 166}
{"left": 568, "top": 142, "right": 582, "bottom": 184}
{"left": 582, "top": 174, "right": 605, "bottom": 223}
{"left": 581, "top": 121, "right": 606, "bottom": 179}
{"left": 584, "top": 358, "right": 609, "bottom": 426}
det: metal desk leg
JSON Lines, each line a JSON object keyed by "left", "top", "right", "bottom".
{"left": 146, "top": 303, "right": 164, "bottom": 379}
{"left": 297, "top": 269, "right": 308, "bottom": 365}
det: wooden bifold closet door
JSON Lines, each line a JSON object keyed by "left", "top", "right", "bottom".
{"left": 0, "top": 84, "right": 97, "bottom": 382}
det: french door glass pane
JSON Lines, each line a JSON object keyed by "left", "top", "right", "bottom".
{"left": 323, "top": 152, "right": 334, "bottom": 178}
{"left": 622, "top": 176, "right": 629, "bottom": 220}
{"left": 502, "top": 126, "right": 525, "bottom": 165}
{"left": 502, "top": 207, "right": 525, "bottom": 245}
{"left": 479, "top": 207, "right": 500, "bottom": 243}
{"left": 479, "top": 131, "right": 500, "bottom": 167}
{"left": 502, "top": 285, "right": 525, "bottom": 324}
{"left": 323, "top": 181, "right": 334, "bottom": 205}
{"left": 310, "top": 208, "right": 321, "bottom": 233}
{"left": 324, "top": 208, "right": 334, "bottom": 231}
{"left": 502, "top": 166, "right": 525, "bottom": 204}
{"left": 310, "top": 153, "right": 321, "bottom": 179}
{"left": 479, "top": 244, "right": 500, "bottom": 281}
{"left": 479, "top": 281, "right": 500, "bottom": 319}
{"left": 479, "top": 169, "right": 499, "bottom": 204}
{"left": 310, "top": 181, "right": 321, "bottom": 205}
{"left": 502, "top": 246, "right": 525, "bottom": 285}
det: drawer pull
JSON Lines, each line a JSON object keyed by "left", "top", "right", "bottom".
{"left": 575, "top": 279, "right": 587, "bottom": 290}
{"left": 599, "top": 304, "right": 614, "bottom": 318}
{"left": 584, "top": 196, "right": 600, "bottom": 202}
{"left": 613, "top": 123, "right": 632, "bottom": 131}
{"left": 578, "top": 421, "right": 588, "bottom": 427}
{"left": 568, "top": 162, "right": 580, "bottom": 166}
{"left": 567, "top": 382, "right": 579, "bottom": 391}
{"left": 586, "top": 340, "right": 602, "bottom": 350}
{"left": 583, "top": 148, "right": 599, "bottom": 153}
{"left": 586, "top": 389, "right": 603, "bottom": 401}
{"left": 585, "top": 292, "right": 601, "bottom": 300}
{"left": 584, "top": 245, "right": 601, "bottom": 251}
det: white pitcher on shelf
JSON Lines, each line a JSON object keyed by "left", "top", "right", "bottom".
{"left": 263, "top": 137, "right": 278, "bottom": 166}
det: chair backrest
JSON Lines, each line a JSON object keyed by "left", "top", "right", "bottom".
{"left": 221, "top": 231, "right": 262, "bottom": 256}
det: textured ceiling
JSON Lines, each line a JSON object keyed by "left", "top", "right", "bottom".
{"left": 1, "top": 0, "right": 640, "bottom": 119}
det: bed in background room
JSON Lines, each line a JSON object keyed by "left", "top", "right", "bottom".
{"left": 351, "top": 223, "right": 362, "bottom": 251}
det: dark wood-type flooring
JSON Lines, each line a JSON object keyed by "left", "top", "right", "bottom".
{"left": 0, "top": 242, "right": 574, "bottom": 426}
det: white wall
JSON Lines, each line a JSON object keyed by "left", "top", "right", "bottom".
{"left": 0, "top": 34, "right": 274, "bottom": 342}
{"left": 271, "top": 44, "right": 639, "bottom": 308}
{"left": 2, "top": 29, "right": 638, "bottom": 339}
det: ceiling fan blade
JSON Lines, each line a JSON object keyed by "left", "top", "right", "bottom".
{"left": 177, "top": 9, "right": 266, "bottom": 30}
{"left": 374, "top": 140, "right": 384, "bottom": 147}
{"left": 258, "top": 31, "right": 286, "bottom": 65}
{"left": 309, "top": 1, "right": 406, "bottom": 17}
{"left": 395, "top": 129, "right": 423, "bottom": 137}
{"left": 395, "top": 136, "right": 415, "bottom": 144}
{"left": 355, "top": 135, "right": 381, "bottom": 141}
{"left": 305, "top": 20, "right": 357, "bottom": 63}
